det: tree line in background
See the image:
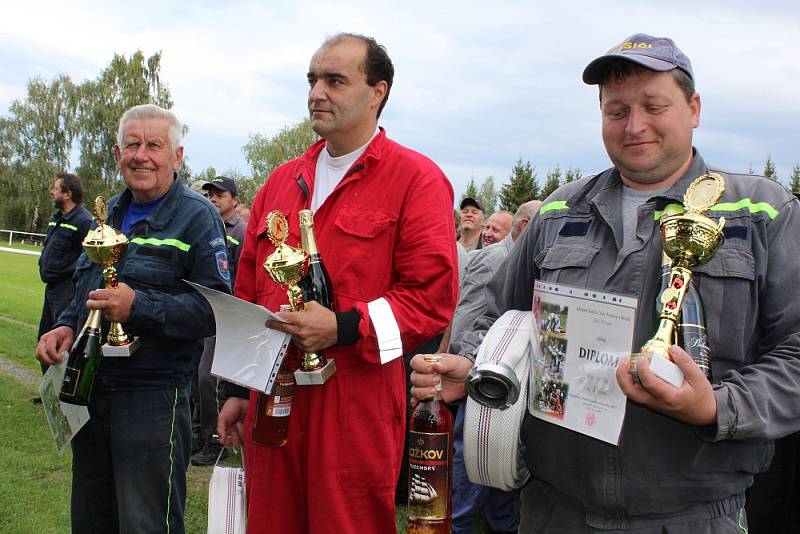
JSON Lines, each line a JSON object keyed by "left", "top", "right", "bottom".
{"left": 465, "top": 156, "right": 800, "bottom": 216}
{"left": 1, "top": 51, "right": 798, "bottom": 231}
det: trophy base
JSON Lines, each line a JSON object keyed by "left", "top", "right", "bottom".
{"left": 102, "top": 337, "right": 140, "bottom": 357}
{"left": 630, "top": 352, "right": 684, "bottom": 388}
{"left": 294, "top": 359, "right": 336, "bottom": 386}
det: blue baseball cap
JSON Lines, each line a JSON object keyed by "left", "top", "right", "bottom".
{"left": 582, "top": 33, "right": 694, "bottom": 85}
{"left": 202, "top": 176, "right": 238, "bottom": 197}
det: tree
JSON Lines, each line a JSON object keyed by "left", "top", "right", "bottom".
{"left": 74, "top": 50, "right": 174, "bottom": 200}
{"left": 563, "top": 167, "right": 581, "bottom": 184}
{"left": 243, "top": 118, "right": 317, "bottom": 180}
{"left": 763, "top": 155, "right": 777, "bottom": 180}
{"left": 541, "top": 165, "right": 563, "bottom": 199}
{"left": 477, "top": 176, "right": 498, "bottom": 215}
{"left": 499, "top": 159, "right": 538, "bottom": 212}
{"left": 463, "top": 177, "right": 479, "bottom": 201}
{"left": 192, "top": 166, "right": 218, "bottom": 183}
{"left": 0, "top": 75, "right": 77, "bottom": 230}
{"left": 790, "top": 163, "right": 800, "bottom": 193}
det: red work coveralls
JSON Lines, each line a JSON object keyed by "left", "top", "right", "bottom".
{"left": 234, "top": 129, "right": 459, "bottom": 533}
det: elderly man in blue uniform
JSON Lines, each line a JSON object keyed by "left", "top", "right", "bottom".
{"left": 37, "top": 173, "right": 92, "bottom": 375}
{"left": 411, "top": 34, "right": 800, "bottom": 533}
{"left": 36, "top": 104, "right": 230, "bottom": 534}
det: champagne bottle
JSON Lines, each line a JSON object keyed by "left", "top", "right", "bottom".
{"left": 656, "top": 253, "right": 711, "bottom": 379}
{"left": 59, "top": 309, "right": 103, "bottom": 406}
{"left": 298, "top": 209, "right": 334, "bottom": 310}
{"left": 407, "top": 356, "right": 453, "bottom": 534}
{"left": 678, "top": 282, "right": 711, "bottom": 379}
{"left": 252, "top": 362, "right": 295, "bottom": 447}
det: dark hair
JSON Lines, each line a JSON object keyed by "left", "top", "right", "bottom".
{"left": 56, "top": 172, "right": 84, "bottom": 205}
{"left": 324, "top": 33, "right": 394, "bottom": 118}
{"left": 596, "top": 60, "right": 695, "bottom": 103}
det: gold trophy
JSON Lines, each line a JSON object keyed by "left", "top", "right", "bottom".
{"left": 263, "top": 211, "right": 336, "bottom": 385}
{"left": 631, "top": 173, "right": 726, "bottom": 385}
{"left": 83, "top": 196, "right": 140, "bottom": 357}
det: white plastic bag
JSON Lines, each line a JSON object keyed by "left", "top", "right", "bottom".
{"left": 207, "top": 451, "right": 246, "bottom": 534}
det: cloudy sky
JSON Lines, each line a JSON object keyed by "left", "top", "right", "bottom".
{"left": 1, "top": 0, "right": 798, "bottom": 200}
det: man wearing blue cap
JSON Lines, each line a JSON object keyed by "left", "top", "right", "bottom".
{"left": 411, "top": 33, "right": 800, "bottom": 532}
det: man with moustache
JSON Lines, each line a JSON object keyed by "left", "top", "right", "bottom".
{"left": 411, "top": 34, "right": 800, "bottom": 532}
{"left": 36, "top": 104, "right": 229, "bottom": 533}
{"left": 217, "top": 33, "right": 457, "bottom": 533}
{"left": 36, "top": 173, "right": 92, "bottom": 374}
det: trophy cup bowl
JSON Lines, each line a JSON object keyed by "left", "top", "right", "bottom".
{"left": 263, "top": 245, "right": 309, "bottom": 313}
{"left": 83, "top": 197, "right": 139, "bottom": 356}
{"left": 661, "top": 213, "right": 724, "bottom": 267}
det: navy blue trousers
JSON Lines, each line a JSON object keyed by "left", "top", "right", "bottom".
{"left": 71, "top": 387, "right": 191, "bottom": 534}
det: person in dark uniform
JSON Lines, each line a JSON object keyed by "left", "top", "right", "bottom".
{"left": 36, "top": 104, "right": 229, "bottom": 533}
{"left": 37, "top": 173, "right": 92, "bottom": 374}
{"left": 190, "top": 176, "right": 247, "bottom": 465}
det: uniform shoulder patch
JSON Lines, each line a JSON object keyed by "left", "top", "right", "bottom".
{"left": 215, "top": 250, "right": 231, "bottom": 281}
{"left": 209, "top": 237, "right": 226, "bottom": 249}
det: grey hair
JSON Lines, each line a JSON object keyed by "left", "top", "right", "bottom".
{"left": 117, "top": 104, "right": 183, "bottom": 149}
{"left": 513, "top": 200, "right": 542, "bottom": 227}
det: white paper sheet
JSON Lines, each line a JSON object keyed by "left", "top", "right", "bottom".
{"left": 529, "top": 281, "right": 637, "bottom": 445}
{"left": 186, "top": 281, "right": 291, "bottom": 394}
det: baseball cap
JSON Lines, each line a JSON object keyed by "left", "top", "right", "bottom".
{"left": 460, "top": 197, "right": 484, "bottom": 212}
{"left": 582, "top": 33, "right": 694, "bottom": 85}
{"left": 202, "top": 176, "right": 238, "bottom": 196}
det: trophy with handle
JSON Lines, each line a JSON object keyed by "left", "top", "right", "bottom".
{"left": 263, "top": 211, "right": 336, "bottom": 385}
{"left": 631, "top": 173, "right": 726, "bottom": 385}
{"left": 83, "top": 196, "right": 140, "bottom": 357}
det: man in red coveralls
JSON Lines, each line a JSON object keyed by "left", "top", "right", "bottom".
{"left": 217, "top": 33, "right": 458, "bottom": 533}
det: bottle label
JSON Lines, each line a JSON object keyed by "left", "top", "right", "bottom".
{"left": 61, "top": 367, "right": 80, "bottom": 397}
{"left": 264, "top": 393, "right": 292, "bottom": 417}
{"left": 407, "top": 431, "right": 449, "bottom": 520}
{"left": 679, "top": 323, "right": 711, "bottom": 373}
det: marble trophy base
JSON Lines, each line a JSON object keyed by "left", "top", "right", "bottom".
{"left": 294, "top": 359, "right": 336, "bottom": 385}
{"left": 102, "top": 337, "right": 140, "bottom": 357}
{"left": 631, "top": 352, "right": 684, "bottom": 388}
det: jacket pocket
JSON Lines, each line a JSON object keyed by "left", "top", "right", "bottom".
{"left": 535, "top": 242, "right": 601, "bottom": 286}
{"left": 691, "top": 246, "right": 756, "bottom": 373}
{"left": 121, "top": 255, "right": 180, "bottom": 289}
{"left": 333, "top": 206, "right": 396, "bottom": 239}
{"left": 331, "top": 207, "right": 397, "bottom": 296}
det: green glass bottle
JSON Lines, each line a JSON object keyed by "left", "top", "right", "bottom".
{"left": 59, "top": 309, "right": 103, "bottom": 406}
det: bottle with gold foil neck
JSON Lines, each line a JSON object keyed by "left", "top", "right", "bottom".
{"left": 407, "top": 355, "right": 453, "bottom": 534}
{"left": 298, "top": 209, "right": 334, "bottom": 311}
{"left": 59, "top": 309, "right": 104, "bottom": 406}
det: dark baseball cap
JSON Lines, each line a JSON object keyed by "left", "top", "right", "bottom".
{"left": 582, "top": 33, "right": 694, "bottom": 85}
{"left": 460, "top": 197, "right": 484, "bottom": 212}
{"left": 202, "top": 176, "right": 238, "bottom": 196}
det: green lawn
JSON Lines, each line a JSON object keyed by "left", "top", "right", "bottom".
{"left": 0, "top": 250, "right": 484, "bottom": 533}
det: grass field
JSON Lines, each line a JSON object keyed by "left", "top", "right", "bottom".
{"left": 0, "top": 250, "right": 465, "bottom": 533}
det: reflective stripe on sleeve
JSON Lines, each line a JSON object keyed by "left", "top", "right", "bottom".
{"left": 130, "top": 237, "right": 191, "bottom": 252}
{"left": 59, "top": 223, "right": 79, "bottom": 231}
{"left": 226, "top": 235, "right": 240, "bottom": 246}
{"left": 539, "top": 201, "right": 569, "bottom": 215}
{"left": 367, "top": 297, "right": 403, "bottom": 364}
